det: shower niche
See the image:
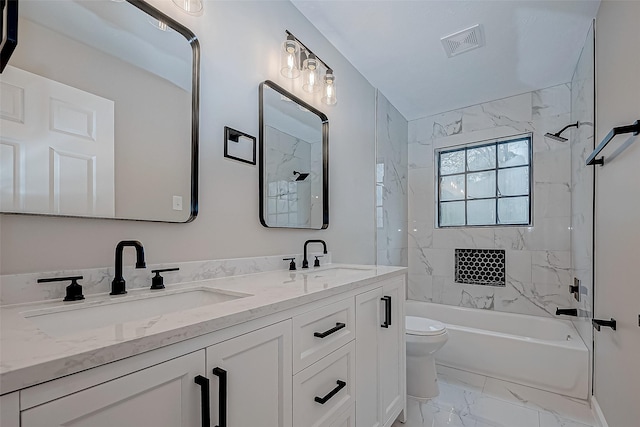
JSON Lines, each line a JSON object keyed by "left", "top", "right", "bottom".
{"left": 259, "top": 80, "right": 328, "bottom": 229}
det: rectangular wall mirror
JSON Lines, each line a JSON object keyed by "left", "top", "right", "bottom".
{"left": 259, "top": 80, "right": 328, "bottom": 229}
{"left": 0, "top": 0, "right": 199, "bottom": 222}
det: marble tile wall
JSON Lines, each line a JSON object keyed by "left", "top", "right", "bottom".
{"left": 0, "top": 252, "right": 332, "bottom": 305}
{"left": 408, "top": 84, "right": 574, "bottom": 317}
{"left": 375, "top": 90, "right": 409, "bottom": 267}
{"left": 569, "top": 23, "right": 595, "bottom": 372}
{"left": 265, "top": 125, "right": 314, "bottom": 227}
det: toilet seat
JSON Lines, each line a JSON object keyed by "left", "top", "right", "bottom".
{"left": 406, "top": 316, "right": 446, "bottom": 336}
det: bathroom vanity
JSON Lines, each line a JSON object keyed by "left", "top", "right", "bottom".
{"left": 0, "top": 265, "right": 406, "bottom": 427}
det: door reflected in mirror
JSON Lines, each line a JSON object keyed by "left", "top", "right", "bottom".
{"left": 259, "top": 81, "right": 328, "bottom": 229}
{"left": 0, "top": 0, "right": 199, "bottom": 222}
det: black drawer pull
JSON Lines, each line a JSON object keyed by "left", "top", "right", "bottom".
{"left": 194, "top": 375, "right": 210, "bottom": 427}
{"left": 212, "top": 367, "right": 227, "bottom": 427}
{"left": 314, "top": 380, "right": 346, "bottom": 404}
{"left": 314, "top": 322, "right": 346, "bottom": 338}
{"left": 381, "top": 296, "right": 391, "bottom": 328}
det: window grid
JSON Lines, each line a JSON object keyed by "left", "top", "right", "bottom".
{"left": 437, "top": 135, "right": 532, "bottom": 228}
{"left": 267, "top": 180, "right": 298, "bottom": 227}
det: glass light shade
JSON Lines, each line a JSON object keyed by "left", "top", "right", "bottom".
{"left": 322, "top": 70, "right": 337, "bottom": 105}
{"left": 280, "top": 36, "right": 300, "bottom": 79}
{"left": 172, "top": 0, "right": 203, "bottom": 14}
{"left": 302, "top": 54, "right": 321, "bottom": 93}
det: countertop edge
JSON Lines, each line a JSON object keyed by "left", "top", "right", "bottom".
{"left": 0, "top": 266, "right": 406, "bottom": 394}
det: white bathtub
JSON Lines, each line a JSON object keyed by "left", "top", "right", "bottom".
{"left": 406, "top": 301, "right": 589, "bottom": 399}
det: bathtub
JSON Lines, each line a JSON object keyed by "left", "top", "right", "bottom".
{"left": 406, "top": 301, "right": 589, "bottom": 399}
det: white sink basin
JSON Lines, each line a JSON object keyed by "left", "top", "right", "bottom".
{"left": 22, "top": 287, "right": 251, "bottom": 337}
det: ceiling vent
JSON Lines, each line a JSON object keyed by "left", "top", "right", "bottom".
{"left": 441, "top": 24, "right": 485, "bottom": 58}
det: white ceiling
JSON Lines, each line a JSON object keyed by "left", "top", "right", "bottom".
{"left": 291, "top": 0, "right": 600, "bottom": 121}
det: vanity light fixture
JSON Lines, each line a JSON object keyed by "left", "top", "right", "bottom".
{"left": 281, "top": 34, "right": 301, "bottom": 79}
{"left": 322, "top": 69, "right": 337, "bottom": 105}
{"left": 302, "top": 53, "right": 321, "bottom": 93}
{"left": 172, "top": 0, "right": 203, "bottom": 14}
{"left": 279, "top": 31, "right": 337, "bottom": 105}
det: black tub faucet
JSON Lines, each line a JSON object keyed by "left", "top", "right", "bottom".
{"left": 111, "top": 240, "right": 146, "bottom": 295}
{"left": 302, "top": 240, "right": 327, "bottom": 268}
{"left": 556, "top": 308, "right": 578, "bottom": 316}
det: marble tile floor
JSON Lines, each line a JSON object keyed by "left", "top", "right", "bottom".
{"left": 393, "top": 366, "right": 596, "bottom": 427}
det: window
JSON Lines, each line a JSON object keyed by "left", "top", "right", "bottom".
{"left": 437, "top": 134, "right": 532, "bottom": 227}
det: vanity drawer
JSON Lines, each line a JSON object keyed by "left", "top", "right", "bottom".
{"left": 293, "top": 342, "right": 355, "bottom": 427}
{"left": 293, "top": 297, "right": 355, "bottom": 373}
{"left": 330, "top": 403, "right": 355, "bottom": 427}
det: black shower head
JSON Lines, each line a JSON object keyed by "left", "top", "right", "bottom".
{"left": 545, "top": 121, "right": 580, "bottom": 142}
{"left": 293, "top": 171, "right": 309, "bottom": 181}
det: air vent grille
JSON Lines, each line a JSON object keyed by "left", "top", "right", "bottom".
{"left": 441, "top": 24, "right": 485, "bottom": 58}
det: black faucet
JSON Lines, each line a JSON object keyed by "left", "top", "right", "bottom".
{"left": 111, "top": 240, "right": 146, "bottom": 295}
{"left": 302, "top": 240, "right": 327, "bottom": 268}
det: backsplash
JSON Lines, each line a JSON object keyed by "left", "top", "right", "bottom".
{"left": 0, "top": 252, "right": 331, "bottom": 305}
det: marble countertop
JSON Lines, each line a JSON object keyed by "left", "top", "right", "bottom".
{"left": 0, "top": 264, "right": 406, "bottom": 394}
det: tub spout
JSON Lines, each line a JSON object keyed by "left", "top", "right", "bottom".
{"left": 556, "top": 308, "right": 578, "bottom": 316}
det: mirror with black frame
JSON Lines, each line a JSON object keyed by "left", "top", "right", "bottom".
{"left": 0, "top": 0, "right": 199, "bottom": 222}
{"left": 259, "top": 81, "right": 328, "bottom": 229}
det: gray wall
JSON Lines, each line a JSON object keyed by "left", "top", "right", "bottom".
{"left": 593, "top": 0, "right": 640, "bottom": 424}
{"left": 0, "top": 1, "right": 378, "bottom": 274}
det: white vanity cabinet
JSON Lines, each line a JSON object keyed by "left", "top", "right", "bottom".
{"left": 0, "top": 392, "right": 19, "bottom": 427}
{"left": 355, "top": 276, "right": 405, "bottom": 427}
{"left": 8, "top": 271, "right": 406, "bottom": 427}
{"left": 21, "top": 351, "right": 205, "bottom": 427}
{"left": 205, "top": 320, "right": 292, "bottom": 427}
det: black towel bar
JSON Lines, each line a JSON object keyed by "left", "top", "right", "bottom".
{"left": 586, "top": 120, "right": 640, "bottom": 166}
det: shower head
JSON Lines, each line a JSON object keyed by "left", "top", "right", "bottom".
{"left": 545, "top": 121, "right": 580, "bottom": 142}
{"left": 544, "top": 133, "right": 569, "bottom": 142}
{"left": 292, "top": 171, "right": 309, "bottom": 181}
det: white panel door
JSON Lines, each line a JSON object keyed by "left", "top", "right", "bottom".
{"left": 355, "top": 287, "right": 383, "bottom": 427}
{"left": 0, "top": 65, "right": 114, "bottom": 215}
{"left": 21, "top": 351, "right": 205, "bottom": 427}
{"left": 206, "top": 320, "right": 293, "bottom": 427}
{"left": 380, "top": 278, "right": 405, "bottom": 426}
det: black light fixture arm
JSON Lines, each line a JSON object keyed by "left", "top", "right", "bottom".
{"left": 285, "top": 30, "right": 332, "bottom": 71}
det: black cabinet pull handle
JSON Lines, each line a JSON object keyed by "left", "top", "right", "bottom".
{"left": 194, "top": 375, "right": 210, "bottom": 427}
{"left": 381, "top": 296, "right": 392, "bottom": 328}
{"left": 212, "top": 367, "right": 227, "bottom": 427}
{"left": 314, "top": 322, "right": 346, "bottom": 338}
{"left": 314, "top": 380, "right": 346, "bottom": 404}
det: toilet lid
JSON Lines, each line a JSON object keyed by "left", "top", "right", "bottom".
{"left": 405, "top": 316, "right": 446, "bottom": 336}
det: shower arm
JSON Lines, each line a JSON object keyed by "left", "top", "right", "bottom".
{"left": 555, "top": 122, "right": 579, "bottom": 136}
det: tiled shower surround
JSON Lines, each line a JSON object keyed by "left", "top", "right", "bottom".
{"left": 408, "top": 84, "right": 574, "bottom": 316}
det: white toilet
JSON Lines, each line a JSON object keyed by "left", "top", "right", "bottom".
{"left": 405, "top": 315, "right": 449, "bottom": 401}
